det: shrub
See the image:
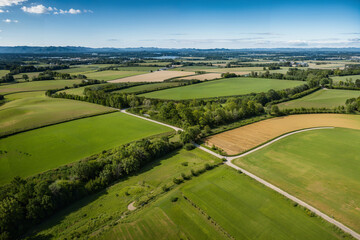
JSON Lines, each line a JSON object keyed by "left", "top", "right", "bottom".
{"left": 184, "top": 143, "right": 195, "bottom": 150}
{"left": 181, "top": 162, "right": 188, "bottom": 166}
{"left": 170, "top": 196, "right": 179, "bottom": 202}
{"left": 173, "top": 177, "right": 183, "bottom": 184}
{"left": 162, "top": 185, "right": 169, "bottom": 192}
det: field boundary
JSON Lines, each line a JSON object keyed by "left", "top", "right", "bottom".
{"left": 122, "top": 108, "right": 360, "bottom": 240}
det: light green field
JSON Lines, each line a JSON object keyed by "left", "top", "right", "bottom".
{"left": 0, "top": 95, "right": 114, "bottom": 136}
{"left": 0, "top": 112, "right": 172, "bottom": 184}
{"left": 234, "top": 128, "right": 360, "bottom": 233}
{"left": 4, "top": 91, "right": 45, "bottom": 100}
{"left": 84, "top": 70, "right": 147, "bottom": 81}
{"left": 59, "top": 83, "right": 109, "bottom": 96}
{"left": 141, "top": 77, "right": 304, "bottom": 99}
{"left": 0, "top": 80, "right": 83, "bottom": 94}
{"left": 278, "top": 89, "right": 360, "bottom": 109}
{"left": 331, "top": 75, "right": 360, "bottom": 83}
{"left": 13, "top": 71, "right": 42, "bottom": 81}
{"left": 0, "top": 70, "right": 10, "bottom": 77}
{"left": 169, "top": 66, "right": 220, "bottom": 72}
{"left": 113, "top": 82, "right": 182, "bottom": 94}
{"left": 138, "top": 61, "right": 171, "bottom": 66}
{"left": 29, "top": 149, "right": 222, "bottom": 239}
{"left": 180, "top": 167, "right": 350, "bottom": 240}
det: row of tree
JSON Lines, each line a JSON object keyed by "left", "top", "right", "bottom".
{"left": 0, "top": 137, "right": 180, "bottom": 240}
{"left": 8, "top": 64, "right": 70, "bottom": 75}
{"left": 31, "top": 70, "right": 87, "bottom": 81}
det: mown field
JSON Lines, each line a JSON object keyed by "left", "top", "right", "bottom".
{"left": 331, "top": 75, "right": 360, "bottom": 83}
{"left": 84, "top": 70, "right": 147, "bottom": 81}
{"left": 141, "top": 77, "right": 304, "bottom": 100}
{"left": 234, "top": 128, "right": 360, "bottom": 233}
{"left": 109, "top": 70, "right": 195, "bottom": 83}
{"left": 0, "top": 95, "right": 114, "bottom": 136}
{"left": 205, "top": 114, "right": 360, "bottom": 155}
{"left": 0, "top": 80, "right": 83, "bottom": 94}
{"left": 29, "top": 149, "right": 222, "bottom": 239}
{"left": 0, "top": 112, "right": 172, "bottom": 184}
{"left": 113, "top": 82, "right": 182, "bottom": 94}
{"left": 278, "top": 89, "right": 360, "bottom": 109}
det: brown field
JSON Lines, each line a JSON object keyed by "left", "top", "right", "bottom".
{"left": 180, "top": 73, "right": 222, "bottom": 81}
{"left": 108, "top": 70, "right": 195, "bottom": 83}
{"left": 205, "top": 114, "right": 360, "bottom": 155}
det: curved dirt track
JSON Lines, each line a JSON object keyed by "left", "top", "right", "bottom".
{"left": 205, "top": 114, "right": 360, "bottom": 155}
{"left": 121, "top": 109, "right": 360, "bottom": 240}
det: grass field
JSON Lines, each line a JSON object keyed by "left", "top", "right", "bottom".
{"left": 278, "top": 89, "right": 360, "bottom": 109}
{"left": 29, "top": 149, "right": 222, "bottom": 239}
{"left": 84, "top": 70, "right": 147, "bottom": 81}
{"left": 205, "top": 114, "right": 360, "bottom": 155}
{"left": 180, "top": 73, "right": 222, "bottom": 81}
{"left": 180, "top": 167, "right": 350, "bottom": 240}
{"left": 234, "top": 128, "right": 360, "bottom": 233}
{"left": 0, "top": 80, "right": 83, "bottom": 94}
{"left": 4, "top": 91, "right": 46, "bottom": 100}
{"left": 113, "top": 82, "right": 182, "bottom": 94}
{"left": 109, "top": 70, "right": 195, "bottom": 83}
{"left": 0, "top": 70, "right": 10, "bottom": 78}
{"left": 0, "top": 95, "right": 114, "bottom": 136}
{"left": 0, "top": 112, "right": 172, "bottom": 184}
{"left": 140, "top": 77, "right": 304, "bottom": 100}
{"left": 331, "top": 75, "right": 360, "bottom": 83}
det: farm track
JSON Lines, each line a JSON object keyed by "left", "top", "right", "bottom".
{"left": 120, "top": 109, "right": 360, "bottom": 240}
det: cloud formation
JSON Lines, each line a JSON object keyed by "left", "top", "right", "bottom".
{"left": 0, "top": 0, "right": 26, "bottom": 7}
{"left": 3, "top": 18, "right": 18, "bottom": 23}
{"left": 21, "top": 4, "right": 53, "bottom": 14}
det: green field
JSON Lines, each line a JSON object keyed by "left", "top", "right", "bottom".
{"left": 29, "top": 149, "right": 222, "bottom": 239}
{"left": 234, "top": 128, "right": 360, "bottom": 233}
{"left": 113, "top": 82, "right": 182, "bottom": 94}
{"left": 331, "top": 75, "right": 360, "bottom": 83}
{"left": 0, "top": 95, "right": 114, "bottom": 136}
{"left": 140, "top": 77, "right": 304, "bottom": 99}
{"left": 0, "top": 80, "right": 83, "bottom": 94}
{"left": 3, "top": 91, "right": 46, "bottom": 100}
{"left": 84, "top": 70, "right": 147, "bottom": 81}
{"left": 278, "top": 89, "right": 360, "bottom": 109}
{"left": 0, "top": 70, "right": 10, "bottom": 78}
{"left": 0, "top": 112, "right": 172, "bottom": 184}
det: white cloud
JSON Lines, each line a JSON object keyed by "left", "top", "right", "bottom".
{"left": 0, "top": 0, "right": 26, "bottom": 7}
{"left": 3, "top": 18, "right": 18, "bottom": 23}
{"left": 55, "top": 8, "right": 81, "bottom": 15}
{"left": 21, "top": 4, "right": 53, "bottom": 14}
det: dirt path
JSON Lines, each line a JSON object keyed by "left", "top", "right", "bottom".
{"left": 128, "top": 201, "right": 136, "bottom": 211}
{"left": 120, "top": 109, "right": 360, "bottom": 240}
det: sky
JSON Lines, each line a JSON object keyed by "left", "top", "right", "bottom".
{"left": 0, "top": 0, "right": 359, "bottom": 48}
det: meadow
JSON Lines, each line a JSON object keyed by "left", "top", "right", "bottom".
{"left": 0, "top": 80, "right": 83, "bottom": 94}
{"left": 180, "top": 73, "right": 222, "bottom": 81}
{"left": 205, "top": 114, "right": 360, "bottom": 155}
{"left": 278, "top": 89, "right": 360, "bottom": 109}
{"left": 109, "top": 70, "right": 195, "bottom": 83}
{"left": 141, "top": 77, "right": 304, "bottom": 100}
{"left": 29, "top": 149, "right": 222, "bottom": 239}
{"left": 234, "top": 128, "right": 360, "bottom": 233}
{"left": 0, "top": 95, "right": 114, "bottom": 136}
{"left": 84, "top": 70, "right": 147, "bottom": 81}
{"left": 331, "top": 75, "right": 360, "bottom": 83}
{"left": 0, "top": 112, "right": 172, "bottom": 184}
{"left": 113, "top": 82, "right": 182, "bottom": 94}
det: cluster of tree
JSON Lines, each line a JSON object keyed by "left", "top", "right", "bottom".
{"left": 32, "top": 70, "right": 87, "bottom": 81}
{"left": 226, "top": 61, "right": 292, "bottom": 68}
{"left": 332, "top": 78, "right": 360, "bottom": 89}
{"left": 333, "top": 65, "right": 360, "bottom": 76}
{"left": 221, "top": 72, "right": 238, "bottom": 78}
{"left": 8, "top": 64, "right": 69, "bottom": 75}
{"left": 45, "top": 80, "right": 106, "bottom": 96}
{"left": 0, "top": 137, "right": 180, "bottom": 239}
{"left": 345, "top": 97, "right": 360, "bottom": 113}
{"left": 0, "top": 73, "right": 15, "bottom": 83}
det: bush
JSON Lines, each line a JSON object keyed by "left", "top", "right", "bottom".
{"left": 181, "top": 162, "right": 188, "bottom": 166}
{"left": 184, "top": 143, "right": 195, "bottom": 150}
{"left": 162, "top": 185, "right": 169, "bottom": 192}
{"left": 170, "top": 196, "right": 178, "bottom": 202}
{"left": 173, "top": 177, "right": 183, "bottom": 184}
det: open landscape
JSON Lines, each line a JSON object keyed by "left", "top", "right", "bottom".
{"left": 0, "top": 1, "right": 360, "bottom": 239}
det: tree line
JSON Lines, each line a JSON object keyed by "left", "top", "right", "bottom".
{"left": 0, "top": 137, "right": 180, "bottom": 240}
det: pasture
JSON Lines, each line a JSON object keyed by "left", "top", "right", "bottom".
{"left": 180, "top": 73, "right": 222, "bottom": 81}
{"left": 0, "top": 70, "right": 10, "bottom": 77}
{"left": 234, "top": 128, "right": 360, "bottom": 233}
{"left": 0, "top": 80, "right": 83, "bottom": 94}
{"left": 113, "top": 82, "right": 182, "bottom": 94}
{"left": 205, "top": 114, "right": 360, "bottom": 155}
{"left": 140, "top": 77, "right": 304, "bottom": 100}
{"left": 29, "top": 149, "right": 222, "bottom": 239}
{"left": 181, "top": 167, "right": 350, "bottom": 240}
{"left": 278, "top": 89, "right": 360, "bottom": 109}
{"left": 0, "top": 95, "right": 114, "bottom": 136}
{"left": 84, "top": 70, "right": 147, "bottom": 81}
{"left": 0, "top": 112, "right": 172, "bottom": 184}
{"left": 108, "top": 70, "right": 195, "bottom": 83}
{"left": 331, "top": 75, "right": 360, "bottom": 83}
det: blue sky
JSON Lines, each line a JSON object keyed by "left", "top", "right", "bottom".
{"left": 0, "top": 0, "right": 359, "bottom": 48}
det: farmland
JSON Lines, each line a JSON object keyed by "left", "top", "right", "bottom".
{"left": 0, "top": 112, "right": 172, "bottom": 184}
{"left": 234, "top": 127, "right": 360, "bottom": 233}
{"left": 84, "top": 70, "right": 147, "bottom": 81}
{"left": 331, "top": 75, "right": 360, "bottom": 83}
{"left": 205, "top": 114, "right": 360, "bottom": 155}
{"left": 278, "top": 89, "right": 360, "bottom": 109}
{"left": 0, "top": 80, "right": 83, "bottom": 94}
{"left": 113, "top": 82, "right": 183, "bottom": 94}
{"left": 180, "top": 73, "right": 222, "bottom": 81}
{"left": 141, "top": 77, "right": 304, "bottom": 100}
{"left": 0, "top": 95, "right": 114, "bottom": 136}
{"left": 109, "top": 70, "right": 195, "bottom": 83}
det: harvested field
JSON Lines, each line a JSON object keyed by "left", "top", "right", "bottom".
{"left": 108, "top": 70, "right": 195, "bottom": 83}
{"left": 180, "top": 73, "right": 222, "bottom": 81}
{"left": 205, "top": 114, "right": 360, "bottom": 155}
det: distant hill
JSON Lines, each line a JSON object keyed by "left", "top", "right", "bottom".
{"left": 0, "top": 46, "right": 359, "bottom": 54}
